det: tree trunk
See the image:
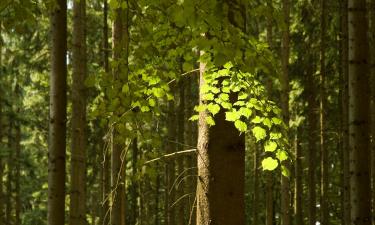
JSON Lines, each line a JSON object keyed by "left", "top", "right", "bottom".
{"left": 196, "top": 55, "right": 245, "bottom": 225}
{"left": 110, "top": 0, "right": 129, "bottom": 224}
{"left": 70, "top": 0, "right": 87, "bottom": 224}
{"left": 280, "top": 0, "right": 291, "bottom": 224}
{"left": 47, "top": 0, "right": 67, "bottom": 224}
{"left": 15, "top": 121, "right": 21, "bottom": 225}
{"left": 294, "top": 130, "right": 303, "bottom": 225}
{"left": 130, "top": 138, "right": 138, "bottom": 225}
{"left": 340, "top": 0, "right": 350, "bottom": 224}
{"left": 369, "top": 0, "right": 375, "bottom": 222}
{"left": 165, "top": 96, "right": 176, "bottom": 225}
{"left": 306, "top": 54, "right": 318, "bottom": 225}
{"left": 0, "top": 23, "right": 4, "bottom": 225}
{"left": 348, "top": 0, "right": 372, "bottom": 224}
{"left": 6, "top": 121, "right": 13, "bottom": 225}
{"left": 319, "top": 0, "right": 328, "bottom": 223}
{"left": 252, "top": 143, "right": 259, "bottom": 225}
{"left": 100, "top": 1, "right": 110, "bottom": 225}
{"left": 177, "top": 77, "right": 185, "bottom": 225}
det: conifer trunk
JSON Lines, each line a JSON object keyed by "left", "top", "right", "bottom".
{"left": 165, "top": 96, "right": 176, "bottom": 225}
{"left": 0, "top": 24, "right": 4, "bottom": 225}
{"left": 348, "top": 0, "right": 372, "bottom": 224}
{"left": 70, "top": 0, "right": 87, "bottom": 224}
{"left": 177, "top": 77, "right": 185, "bottom": 225}
{"left": 280, "top": 0, "right": 291, "bottom": 224}
{"left": 15, "top": 120, "right": 21, "bottom": 225}
{"left": 196, "top": 55, "right": 245, "bottom": 225}
{"left": 252, "top": 143, "right": 259, "bottom": 225}
{"left": 111, "top": 0, "right": 128, "bottom": 224}
{"left": 340, "top": 0, "right": 350, "bottom": 223}
{"left": 100, "top": 1, "right": 110, "bottom": 224}
{"left": 294, "top": 130, "right": 303, "bottom": 225}
{"left": 306, "top": 54, "right": 318, "bottom": 225}
{"left": 47, "top": 0, "right": 67, "bottom": 224}
{"left": 319, "top": 0, "right": 328, "bottom": 223}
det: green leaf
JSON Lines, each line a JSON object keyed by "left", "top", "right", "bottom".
{"left": 225, "top": 111, "right": 240, "bottom": 122}
{"left": 203, "top": 93, "right": 215, "bottom": 101}
{"left": 272, "top": 117, "right": 282, "bottom": 125}
{"left": 221, "top": 102, "right": 232, "bottom": 109}
{"left": 148, "top": 98, "right": 156, "bottom": 107}
{"left": 238, "top": 92, "right": 248, "bottom": 100}
{"left": 262, "top": 157, "right": 279, "bottom": 171}
{"left": 281, "top": 165, "right": 290, "bottom": 177}
{"left": 141, "top": 106, "right": 150, "bottom": 112}
{"left": 219, "top": 93, "right": 229, "bottom": 101}
{"left": 263, "top": 118, "right": 272, "bottom": 129}
{"left": 205, "top": 116, "right": 215, "bottom": 126}
{"left": 276, "top": 150, "right": 288, "bottom": 161}
{"left": 264, "top": 141, "right": 277, "bottom": 152}
{"left": 270, "top": 132, "right": 282, "bottom": 140}
{"left": 234, "top": 120, "right": 247, "bottom": 132}
{"left": 207, "top": 103, "right": 220, "bottom": 115}
{"left": 251, "top": 116, "right": 263, "bottom": 124}
{"left": 194, "top": 105, "right": 206, "bottom": 112}
{"left": 122, "top": 84, "right": 129, "bottom": 93}
{"left": 252, "top": 126, "right": 267, "bottom": 142}
{"left": 239, "top": 107, "right": 252, "bottom": 118}
{"left": 224, "top": 61, "right": 233, "bottom": 69}
{"left": 189, "top": 115, "right": 199, "bottom": 121}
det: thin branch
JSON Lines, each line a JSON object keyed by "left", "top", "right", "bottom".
{"left": 144, "top": 149, "right": 196, "bottom": 165}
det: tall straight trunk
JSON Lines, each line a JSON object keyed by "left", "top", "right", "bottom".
{"left": 0, "top": 23, "right": 4, "bottom": 225}
{"left": 294, "top": 130, "right": 303, "bottom": 225}
{"left": 185, "top": 73, "right": 197, "bottom": 225}
{"left": 196, "top": 54, "right": 245, "bottom": 225}
{"left": 348, "top": 0, "right": 372, "bottom": 224}
{"left": 306, "top": 55, "right": 318, "bottom": 225}
{"left": 319, "top": 0, "right": 328, "bottom": 224}
{"left": 265, "top": 3, "right": 274, "bottom": 224}
{"left": 111, "top": 0, "right": 129, "bottom": 224}
{"left": 100, "top": 1, "right": 110, "bottom": 225}
{"left": 47, "top": 0, "right": 67, "bottom": 224}
{"left": 280, "top": 0, "right": 291, "bottom": 224}
{"left": 369, "top": 0, "right": 375, "bottom": 222}
{"left": 70, "top": 0, "right": 87, "bottom": 225}
{"left": 130, "top": 138, "right": 138, "bottom": 225}
{"left": 252, "top": 144, "right": 259, "bottom": 225}
{"left": 340, "top": 0, "right": 350, "bottom": 223}
{"left": 15, "top": 121, "right": 21, "bottom": 225}
{"left": 6, "top": 121, "right": 13, "bottom": 225}
{"left": 165, "top": 97, "right": 176, "bottom": 225}
{"left": 177, "top": 78, "right": 185, "bottom": 225}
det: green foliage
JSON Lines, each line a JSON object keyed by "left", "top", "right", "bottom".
{"left": 192, "top": 60, "right": 290, "bottom": 171}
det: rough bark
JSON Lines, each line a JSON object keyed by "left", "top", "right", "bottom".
{"left": 15, "top": 121, "right": 21, "bottom": 225}
{"left": 294, "top": 130, "right": 303, "bottom": 225}
{"left": 0, "top": 24, "right": 4, "bottom": 225}
{"left": 196, "top": 55, "right": 245, "bottom": 225}
{"left": 319, "top": 0, "right": 328, "bottom": 223}
{"left": 252, "top": 144, "right": 259, "bottom": 225}
{"left": 47, "top": 0, "right": 67, "bottom": 224}
{"left": 306, "top": 54, "right": 318, "bottom": 225}
{"left": 111, "top": 0, "right": 128, "bottom": 224}
{"left": 130, "top": 138, "right": 138, "bottom": 225}
{"left": 177, "top": 78, "right": 186, "bottom": 225}
{"left": 70, "top": 0, "right": 87, "bottom": 225}
{"left": 341, "top": 0, "right": 351, "bottom": 223}
{"left": 348, "top": 0, "right": 372, "bottom": 224}
{"left": 280, "top": 0, "right": 291, "bottom": 224}
{"left": 165, "top": 95, "right": 176, "bottom": 225}
{"left": 100, "top": 1, "right": 110, "bottom": 225}
{"left": 369, "top": 0, "right": 375, "bottom": 222}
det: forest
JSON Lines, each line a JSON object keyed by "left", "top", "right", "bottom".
{"left": 0, "top": 0, "right": 374, "bottom": 225}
